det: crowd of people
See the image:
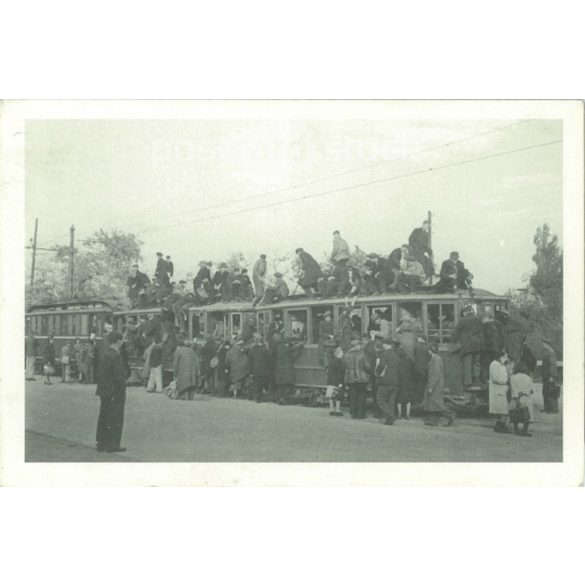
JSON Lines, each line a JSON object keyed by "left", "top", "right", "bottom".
{"left": 126, "top": 221, "right": 475, "bottom": 334}
{"left": 26, "top": 302, "right": 559, "bottom": 452}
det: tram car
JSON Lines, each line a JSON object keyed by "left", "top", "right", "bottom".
{"left": 184, "top": 287, "right": 510, "bottom": 404}
{"left": 25, "top": 298, "right": 116, "bottom": 375}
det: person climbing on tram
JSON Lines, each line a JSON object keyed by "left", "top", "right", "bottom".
{"left": 408, "top": 219, "right": 434, "bottom": 282}
{"left": 331, "top": 230, "right": 351, "bottom": 266}
{"left": 295, "top": 248, "right": 323, "bottom": 296}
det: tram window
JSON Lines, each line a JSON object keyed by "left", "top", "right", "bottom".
{"left": 191, "top": 314, "right": 202, "bottom": 339}
{"left": 208, "top": 312, "right": 226, "bottom": 339}
{"left": 70, "top": 315, "right": 78, "bottom": 336}
{"left": 41, "top": 316, "right": 48, "bottom": 335}
{"left": 231, "top": 314, "right": 242, "bottom": 336}
{"left": 312, "top": 306, "right": 334, "bottom": 342}
{"left": 80, "top": 314, "right": 89, "bottom": 336}
{"left": 59, "top": 314, "right": 69, "bottom": 336}
{"left": 257, "top": 311, "right": 266, "bottom": 337}
{"left": 287, "top": 309, "right": 308, "bottom": 341}
{"left": 427, "top": 303, "right": 456, "bottom": 344}
{"left": 365, "top": 305, "right": 393, "bottom": 336}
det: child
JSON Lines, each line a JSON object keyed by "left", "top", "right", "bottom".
{"left": 326, "top": 346, "right": 346, "bottom": 416}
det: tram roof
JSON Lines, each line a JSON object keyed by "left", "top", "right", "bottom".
{"left": 28, "top": 298, "right": 116, "bottom": 313}
{"left": 183, "top": 288, "right": 507, "bottom": 313}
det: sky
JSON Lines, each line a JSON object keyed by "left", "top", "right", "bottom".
{"left": 25, "top": 117, "right": 563, "bottom": 294}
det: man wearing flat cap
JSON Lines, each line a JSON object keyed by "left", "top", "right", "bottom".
{"left": 438, "top": 251, "right": 473, "bottom": 292}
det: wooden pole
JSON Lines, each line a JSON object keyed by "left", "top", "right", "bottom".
{"left": 29, "top": 218, "right": 38, "bottom": 290}
{"left": 427, "top": 210, "right": 433, "bottom": 284}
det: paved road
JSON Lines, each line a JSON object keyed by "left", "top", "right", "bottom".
{"left": 25, "top": 380, "right": 562, "bottom": 462}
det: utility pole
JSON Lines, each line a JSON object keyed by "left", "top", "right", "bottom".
{"left": 29, "top": 218, "right": 39, "bottom": 290}
{"left": 427, "top": 210, "right": 433, "bottom": 285}
{"left": 69, "top": 224, "right": 75, "bottom": 297}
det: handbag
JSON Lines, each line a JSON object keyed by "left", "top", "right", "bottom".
{"left": 509, "top": 402, "right": 530, "bottom": 424}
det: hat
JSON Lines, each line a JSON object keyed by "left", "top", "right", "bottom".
{"left": 323, "top": 310, "right": 332, "bottom": 317}
{"left": 242, "top": 268, "right": 248, "bottom": 273}
{"left": 367, "top": 253, "right": 379, "bottom": 258}
{"left": 260, "top": 254, "right": 266, "bottom": 259}
{"left": 179, "top": 280, "right": 186, "bottom": 285}
{"left": 333, "top": 230, "right": 340, "bottom": 235}
{"left": 295, "top": 248, "right": 303, "bottom": 254}
{"left": 450, "top": 251, "right": 460, "bottom": 259}
{"left": 156, "top": 252, "right": 163, "bottom": 256}
{"left": 274, "top": 271, "right": 283, "bottom": 278}
{"left": 219, "top": 262, "right": 228, "bottom": 268}
{"left": 166, "top": 255, "right": 171, "bottom": 259}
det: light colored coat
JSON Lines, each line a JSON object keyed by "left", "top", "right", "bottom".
{"left": 331, "top": 236, "right": 350, "bottom": 263}
{"left": 173, "top": 346, "right": 200, "bottom": 393}
{"left": 510, "top": 372, "right": 535, "bottom": 421}
{"left": 488, "top": 360, "right": 509, "bottom": 415}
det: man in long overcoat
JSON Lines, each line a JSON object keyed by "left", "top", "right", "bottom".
{"left": 274, "top": 334, "right": 305, "bottom": 405}
{"left": 95, "top": 333, "right": 128, "bottom": 453}
{"left": 249, "top": 334, "right": 273, "bottom": 402}
{"left": 408, "top": 220, "right": 434, "bottom": 280}
{"left": 172, "top": 343, "right": 200, "bottom": 400}
{"left": 375, "top": 340, "right": 400, "bottom": 425}
{"left": 422, "top": 343, "right": 455, "bottom": 426}
{"left": 155, "top": 252, "right": 170, "bottom": 286}
{"left": 225, "top": 338, "right": 251, "bottom": 398}
{"left": 451, "top": 307, "right": 484, "bottom": 387}
{"left": 295, "top": 248, "right": 323, "bottom": 295}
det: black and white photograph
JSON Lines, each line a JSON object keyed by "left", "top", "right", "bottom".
{"left": 0, "top": 99, "right": 583, "bottom": 485}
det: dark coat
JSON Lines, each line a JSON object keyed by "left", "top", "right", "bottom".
{"left": 249, "top": 344, "right": 273, "bottom": 378}
{"left": 326, "top": 356, "right": 346, "bottom": 386}
{"left": 375, "top": 347, "right": 400, "bottom": 388}
{"left": 389, "top": 248, "right": 402, "bottom": 270}
{"left": 275, "top": 340, "right": 305, "bottom": 384}
{"left": 482, "top": 320, "right": 503, "bottom": 353}
{"left": 409, "top": 228, "right": 432, "bottom": 257}
{"left": 43, "top": 342, "right": 56, "bottom": 365}
{"left": 96, "top": 347, "right": 127, "bottom": 397}
{"left": 298, "top": 252, "right": 323, "bottom": 286}
{"left": 193, "top": 267, "right": 211, "bottom": 292}
{"left": 166, "top": 260, "right": 174, "bottom": 277}
{"left": 413, "top": 339, "right": 430, "bottom": 374}
{"left": 452, "top": 315, "right": 484, "bottom": 354}
{"left": 541, "top": 344, "right": 558, "bottom": 380}
{"left": 155, "top": 257, "right": 169, "bottom": 284}
{"left": 397, "top": 350, "right": 416, "bottom": 404}
{"left": 439, "top": 259, "right": 470, "bottom": 289}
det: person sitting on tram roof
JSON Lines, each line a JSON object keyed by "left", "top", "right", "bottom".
{"left": 262, "top": 272, "right": 289, "bottom": 305}
{"left": 436, "top": 251, "right": 473, "bottom": 293}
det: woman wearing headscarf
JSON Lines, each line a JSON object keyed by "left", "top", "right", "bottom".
{"left": 489, "top": 351, "right": 511, "bottom": 433}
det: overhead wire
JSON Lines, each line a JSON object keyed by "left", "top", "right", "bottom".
{"left": 136, "top": 138, "right": 562, "bottom": 235}
{"left": 134, "top": 119, "right": 530, "bottom": 228}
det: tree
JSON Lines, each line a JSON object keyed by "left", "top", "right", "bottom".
{"left": 510, "top": 224, "right": 563, "bottom": 358}
{"left": 529, "top": 224, "right": 563, "bottom": 320}
{"left": 26, "top": 229, "right": 143, "bottom": 307}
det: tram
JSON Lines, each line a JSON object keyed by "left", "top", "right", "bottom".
{"left": 26, "top": 288, "right": 510, "bottom": 398}
{"left": 183, "top": 288, "right": 510, "bottom": 397}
